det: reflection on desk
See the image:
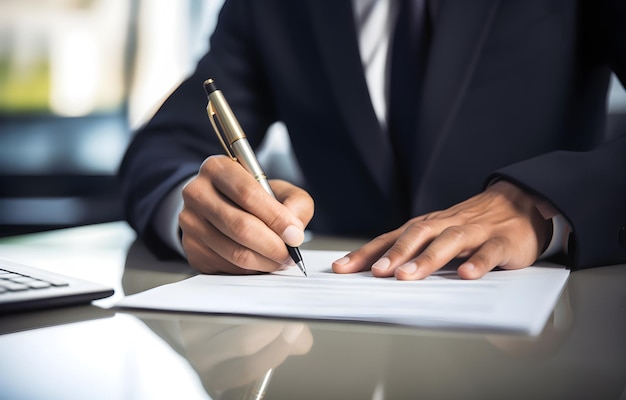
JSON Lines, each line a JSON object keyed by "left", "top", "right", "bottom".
{"left": 0, "top": 223, "right": 624, "bottom": 399}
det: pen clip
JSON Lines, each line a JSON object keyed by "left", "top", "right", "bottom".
{"left": 207, "top": 100, "right": 236, "bottom": 161}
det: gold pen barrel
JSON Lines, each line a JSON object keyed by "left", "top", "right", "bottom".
{"left": 205, "top": 79, "right": 274, "bottom": 197}
{"left": 231, "top": 139, "right": 275, "bottom": 196}
{"left": 207, "top": 89, "right": 246, "bottom": 144}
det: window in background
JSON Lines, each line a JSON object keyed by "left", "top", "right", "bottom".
{"left": 129, "top": 0, "right": 219, "bottom": 129}
{"left": 0, "top": 0, "right": 133, "bottom": 235}
{"left": 0, "top": 0, "right": 230, "bottom": 236}
{"left": 0, "top": 0, "right": 131, "bottom": 174}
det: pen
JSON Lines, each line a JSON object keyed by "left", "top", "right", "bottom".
{"left": 203, "top": 78, "right": 307, "bottom": 277}
{"left": 246, "top": 368, "right": 274, "bottom": 400}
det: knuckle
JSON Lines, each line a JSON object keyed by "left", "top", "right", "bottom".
{"left": 230, "top": 246, "right": 256, "bottom": 268}
{"left": 265, "top": 208, "right": 287, "bottom": 232}
{"left": 422, "top": 211, "right": 440, "bottom": 221}
{"left": 181, "top": 179, "right": 199, "bottom": 203}
{"left": 405, "top": 221, "right": 434, "bottom": 239}
{"left": 304, "top": 190, "right": 315, "bottom": 207}
{"left": 422, "top": 214, "right": 436, "bottom": 222}
{"left": 417, "top": 249, "right": 439, "bottom": 266}
{"left": 178, "top": 209, "right": 195, "bottom": 232}
{"left": 185, "top": 247, "right": 217, "bottom": 274}
{"left": 456, "top": 209, "right": 475, "bottom": 221}
{"left": 200, "top": 155, "right": 225, "bottom": 174}
{"left": 385, "top": 244, "right": 406, "bottom": 260}
{"left": 301, "top": 193, "right": 315, "bottom": 221}
{"left": 236, "top": 183, "right": 267, "bottom": 208}
{"left": 489, "top": 236, "right": 509, "bottom": 251}
{"left": 442, "top": 225, "right": 466, "bottom": 242}
{"left": 472, "top": 238, "right": 509, "bottom": 268}
{"left": 177, "top": 209, "right": 188, "bottom": 228}
{"left": 229, "top": 214, "right": 255, "bottom": 239}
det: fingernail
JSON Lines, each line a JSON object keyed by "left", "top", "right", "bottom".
{"left": 333, "top": 256, "right": 350, "bottom": 266}
{"left": 461, "top": 262, "right": 476, "bottom": 272}
{"left": 282, "top": 225, "right": 304, "bottom": 247}
{"left": 398, "top": 263, "right": 417, "bottom": 275}
{"left": 459, "top": 263, "right": 477, "bottom": 278}
{"left": 371, "top": 257, "right": 391, "bottom": 272}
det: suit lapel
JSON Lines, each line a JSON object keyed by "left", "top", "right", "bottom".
{"left": 305, "top": 0, "right": 501, "bottom": 206}
{"left": 411, "top": 0, "right": 500, "bottom": 205}
{"left": 307, "top": 0, "right": 396, "bottom": 197}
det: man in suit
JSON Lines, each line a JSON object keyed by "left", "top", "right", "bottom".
{"left": 119, "top": 0, "right": 626, "bottom": 279}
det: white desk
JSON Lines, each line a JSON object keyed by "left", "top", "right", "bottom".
{"left": 0, "top": 222, "right": 625, "bottom": 399}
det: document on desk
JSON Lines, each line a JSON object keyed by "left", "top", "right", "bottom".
{"left": 116, "top": 250, "right": 569, "bottom": 335}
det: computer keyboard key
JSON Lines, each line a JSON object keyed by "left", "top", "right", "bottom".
{"left": 0, "top": 273, "right": 23, "bottom": 280}
{"left": 10, "top": 277, "right": 37, "bottom": 284}
{"left": 0, "top": 281, "right": 29, "bottom": 291}
{"left": 28, "top": 281, "right": 53, "bottom": 289}
{"left": 47, "top": 279, "right": 70, "bottom": 287}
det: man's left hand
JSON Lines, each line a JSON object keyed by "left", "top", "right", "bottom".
{"left": 332, "top": 180, "right": 552, "bottom": 280}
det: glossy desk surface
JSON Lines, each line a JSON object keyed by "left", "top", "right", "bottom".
{"left": 0, "top": 222, "right": 624, "bottom": 400}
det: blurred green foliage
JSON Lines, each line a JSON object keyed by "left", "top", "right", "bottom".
{"left": 0, "top": 57, "right": 51, "bottom": 113}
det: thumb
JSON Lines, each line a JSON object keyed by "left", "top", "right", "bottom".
{"left": 270, "top": 180, "right": 315, "bottom": 229}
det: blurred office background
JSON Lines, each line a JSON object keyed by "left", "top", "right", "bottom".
{"left": 0, "top": 0, "right": 224, "bottom": 236}
{"left": 0, "top": 0, "right": 625, "bottom": 237}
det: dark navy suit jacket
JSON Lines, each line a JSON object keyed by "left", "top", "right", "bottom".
{"left": 120, "top": 0, "right": 626, "bottom": 269}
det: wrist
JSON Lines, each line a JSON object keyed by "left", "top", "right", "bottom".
{"left": 487, "top": 180, "right": 553, "bottom": 255}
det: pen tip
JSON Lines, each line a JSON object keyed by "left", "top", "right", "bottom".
{"left": 297, "top": 261, "right": 307, "bottom": 277}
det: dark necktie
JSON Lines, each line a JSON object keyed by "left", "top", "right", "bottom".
{"left": 388, "top": 0, "right": 429, "bottom": 174}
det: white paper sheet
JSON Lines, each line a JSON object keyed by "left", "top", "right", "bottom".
{"left": 116, "top": 250, "right": 569, "bottom": 335}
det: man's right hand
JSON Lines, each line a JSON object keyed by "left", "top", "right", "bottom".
{"left": 179, "top": 155, "right": 314, "bottom": 274}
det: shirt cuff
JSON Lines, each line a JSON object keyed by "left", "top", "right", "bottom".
{"left": 152, "top": 177, "right": 194, "bottom": 257}
{"left": 535, "top": 200, "right": 571, "bottom": 259}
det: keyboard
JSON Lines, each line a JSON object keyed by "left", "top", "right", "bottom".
{"left": 0, "top": 257, "right": 114, "bottom": 313}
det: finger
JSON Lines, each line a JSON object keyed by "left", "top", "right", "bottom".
{"left": 370, "top": 219, "right": 443, "bottom": 277}
{"left": 181, "top": 226, "right": 264, "bottom": 274}
{"left": 180, "top": 207, "right": 287, "bottom": 273}
{"left": 186, "top": 159, "right": 293, "bottom": 266}
{"left": 394, "top": 224, "right": 487, "bottom": 280}
{"left": 207, "top": 203, "right": 292, "bottom": 269}
{"left": 271, "top": 180, "right": 315, "bottom": 228}
{"left": 332, "top": 229, "right": 400, "bottom": 274}
{"left": 456, "top": 237, "right": 509, "bottom": 280}
{"left": 458, "top": 233, "right": 537, "bottom": 279}
{"left": 208, "top": 158, "right": 306, "bottom": 247}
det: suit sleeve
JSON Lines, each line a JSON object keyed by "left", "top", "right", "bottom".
{"left": 494, "top": 140, "right": 626, "bottom": 269}
{"left": 118, "top": 0, "right": 276, "bottom": 258}
{"left": 493, "top": 0, "right": 626, "bottom": 269}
